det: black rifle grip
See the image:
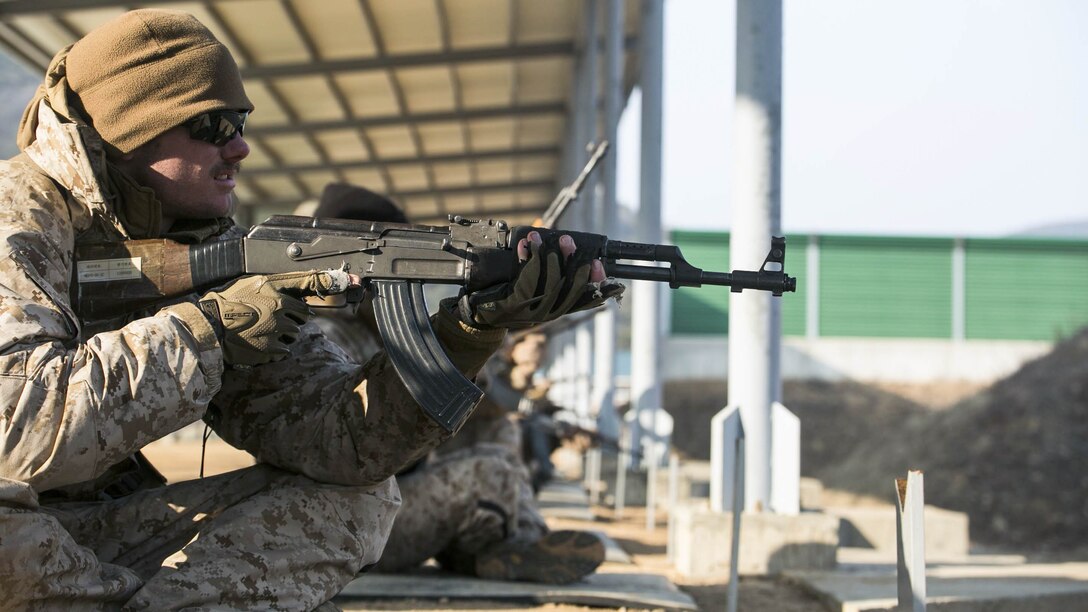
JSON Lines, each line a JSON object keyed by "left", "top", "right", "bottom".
{"left": 371, "top": 280, "right": 483, "bottom": 433}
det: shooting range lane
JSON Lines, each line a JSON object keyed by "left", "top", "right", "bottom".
{"left": 333, "top": 479, "right": 695, "bottom": 611}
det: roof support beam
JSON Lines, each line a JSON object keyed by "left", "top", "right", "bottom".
{"left": 240, "top": 42, "right": 574, "bottom": 79}
{"left": 244, "top": 102, "right": 565, "bottom": 145}
{"left": 413, "top": 203, "right": 547, "bottom": 223}
{"left": 241, "top": 145, "right": 559, "bottom": 176}
{"left": 357, "top": 0, "right": 440, "bottom": 211}
{"left": 0, "top": 0, "right": 246, "bottom": 13}
{"left": 243, "top": 179, "right": 553, "bottom": 208}
{"left": 371, "top": 178, "right": 552, "bottom": 199}
{"left": 0, "top": 21, "right": 51, "bottom": 68}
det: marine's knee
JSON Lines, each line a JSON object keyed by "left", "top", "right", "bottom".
{"left": 280, "top": 473, "right": 402, "bottom": 567}
{"left": 0, "top": 507, "right": 141, "bottom": 607}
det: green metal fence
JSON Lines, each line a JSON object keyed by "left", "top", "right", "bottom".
{"left": 964, "top": 238, "right": 1088, "bottom": 341}
{"left": 818, "top": 236, "right": 953, "bottom": 338}
{"left": 669, "top": 231, "right": 1088, "bottom": 341}
{"left": 670, "top": 231, "right": 730, "bottom": 334}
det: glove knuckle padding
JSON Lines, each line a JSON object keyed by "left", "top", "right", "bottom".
{"left": 464, "top": 234, "right": 620, "bottom": 329}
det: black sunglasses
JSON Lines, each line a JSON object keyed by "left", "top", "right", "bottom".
{"left": 186, "top": 110, "right": 248, "bottom": 146}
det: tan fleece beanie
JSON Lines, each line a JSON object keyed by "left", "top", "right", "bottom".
{"left": 65, "top": 9, "right": 253, "bottom": 155}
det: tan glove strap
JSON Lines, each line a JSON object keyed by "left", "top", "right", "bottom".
{"left": 161, "top": 301, "right": 221, "bottom": 352}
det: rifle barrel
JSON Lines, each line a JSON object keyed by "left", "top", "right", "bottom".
{"left": 606, "top": 262, "right": 796, "bottom": 294}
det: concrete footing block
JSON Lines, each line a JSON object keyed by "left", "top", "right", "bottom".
{"left": 827, "top": 504, "right": 969, "bottom": 557}
{"left": 671, "top": 502, "right": 839, "bottom": 579}
{"left": 800, "top": 476, "right": 824, "bottom": 510}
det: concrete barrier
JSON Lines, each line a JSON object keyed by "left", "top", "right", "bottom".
{"left": 827, "top": 504, "right": 970, "bottom": 558}
{"left": 671, "top": 501, "right": 839, "bottom": 578}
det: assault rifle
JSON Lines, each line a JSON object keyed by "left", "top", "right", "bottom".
{"left": 75, "top": 189, "right": 795, "bottom": 436}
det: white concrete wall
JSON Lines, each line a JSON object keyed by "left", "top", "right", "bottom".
{"left": 664, "top": 336, "right": 1051, "bottom": 383}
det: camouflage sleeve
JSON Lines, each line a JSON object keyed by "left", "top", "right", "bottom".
{"left": 209, "top": 302, "right": 507, "bottom": 487}
{"left": 0, "top": 168, "right": 224, "bottom": 494}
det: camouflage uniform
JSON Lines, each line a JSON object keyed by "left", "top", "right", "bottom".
{"left": 0, "top": 101, "right": 503, "bottom": 609}
{"left": 314, "top": 309, "right": 549, "bottom": 576}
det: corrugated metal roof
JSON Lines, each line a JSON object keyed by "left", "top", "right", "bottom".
{"left": 0, "top": 0, "right": 640, "bottom": 226}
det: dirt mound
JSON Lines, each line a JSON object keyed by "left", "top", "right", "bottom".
{"left": 820, "top": 329, "right": 1088, "bottom": 550}
{"left": 663, "top": 328, "right": 1088, "bottom": 551}
{"left": 663, "top": 378, "right": 926, "bottom": 480}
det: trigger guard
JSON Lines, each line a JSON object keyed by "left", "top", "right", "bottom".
{"left": 345, "top": 285, "right": 366, "bottom": 303}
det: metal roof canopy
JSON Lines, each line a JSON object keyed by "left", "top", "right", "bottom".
{"left": 0, "top": 0, "right": 641, "bottom": 226}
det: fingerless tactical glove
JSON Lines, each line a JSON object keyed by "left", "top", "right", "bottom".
{"left": 457, "top": 235, "right": 624, "bottom": 329}
{"left": 196, "top": 269, "right": 350, "bottom": 367}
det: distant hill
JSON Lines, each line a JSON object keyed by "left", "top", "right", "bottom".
{"left": 1011, "top": 219, "right": 1088, "bottom": 239}
{"left": 0, "top": 52, "right": 40, "bottom": 159}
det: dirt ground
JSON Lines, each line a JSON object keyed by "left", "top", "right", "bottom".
{"left": 142, "top": 328, "right": 1088, "bottom": 608}
{"left": 331, "top": 505, "right": 827, "bottom": 612}
{"left": 142, "top": 439, "right": 825, "bottom": 611}
{"left": 549, "top": 506, "right": 827, "bottom": 612}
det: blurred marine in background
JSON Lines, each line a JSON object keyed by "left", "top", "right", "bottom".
{"left": 310, "top": 182, "right": 607, "bottom": 585}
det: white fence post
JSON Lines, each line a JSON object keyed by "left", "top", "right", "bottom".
{"left": 896, "top": 470, "right": 927, "bottom": 612}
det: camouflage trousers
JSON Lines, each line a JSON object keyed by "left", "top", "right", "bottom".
{"left": 374, "top": 443, "right": 546, "bottom": 575}
{"left": 0, "top": 464, "right": 400, "bottom": 611}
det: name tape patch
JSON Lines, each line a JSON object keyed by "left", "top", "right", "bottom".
{"left": 77, "top": 257, "right": 143, "bottom": 283}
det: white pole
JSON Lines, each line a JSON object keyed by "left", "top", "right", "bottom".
{"left": 952, "top": 238, "right": 966, "bottom": 341}
{"left": 633, "top": 0, "right": 665, "bottom": 533}
{"left": 727, "top": 424, "right": 746, "bottom": 612}
{"left": 575, "top": 324, "right": 593, "bottom": 420}
{"left": 615, "top": 424, "right": 629, "bottom": 518}
{"left": 574, "top": 0, "right": 599, "bottom": 231}
{"left": 666, "top": 452, "right": 680, "bottom": 562}
{"left": 728, "top": 0, "right": 783, "bottom": 513}
{"left": 583, "top": 447, "right": 601, "bottom": 503}
{"left": 593, "top": 0, "right": 624, "bottom": 441}
{"left": 806, "top": 235, "right": 820, "bottom": 339}
{"left": 896, "top": 470, "right": 928, "bottom": 611}
{"left": 563, "top": 332, "right": 577, "bottom": 411}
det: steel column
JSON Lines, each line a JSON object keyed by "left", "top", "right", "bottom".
{"left": 728, "top": 0, "right": 783, "bottom": 513}
{"left": 632, "top": 0, "right": 665, "bottom": 531}
{"left": 952, "top": 238, "right": 966, "bottom": 341}
{"left": 574, "top": 0, "right": 600, "bottom": 230}
{"left": 593, "top": 0, "right": 625, "bottom": 451}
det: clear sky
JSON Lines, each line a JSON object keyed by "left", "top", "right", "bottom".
{"left": 617, "top": 0, "right": 1088, "bottom": 237}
